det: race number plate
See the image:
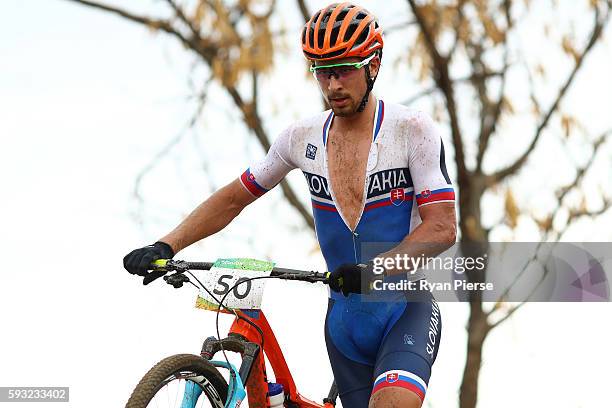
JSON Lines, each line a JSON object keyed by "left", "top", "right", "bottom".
{"left": 195, "top": 258, "right": 274, "bottom": 311}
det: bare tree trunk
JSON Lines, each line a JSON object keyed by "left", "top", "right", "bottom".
{"left": 460, "top": 301, "right": 490, "bottom": 408}
{"left": 458, "top": 176, "right": 490, "bottom": 408}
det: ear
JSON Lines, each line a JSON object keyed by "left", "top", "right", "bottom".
{"left": 369, "top": 55, "right": 381, "bottom": 78}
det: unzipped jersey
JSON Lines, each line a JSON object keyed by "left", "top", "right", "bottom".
{"left": 239, "top": 100, "right": 455, "bottom": 299}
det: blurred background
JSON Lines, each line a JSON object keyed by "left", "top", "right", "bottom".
{"left": 1, "top": 0, "right": 611, "bottom": 407}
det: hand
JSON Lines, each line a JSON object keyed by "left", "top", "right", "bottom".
{"left": 328, "top": 262, "right": 379, "bottom": 296}
{"left": 123, "top": 241, "right": 175, "bottom": 277}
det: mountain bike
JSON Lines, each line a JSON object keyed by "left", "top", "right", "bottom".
{"left": 125, "top": 258, "right": 338, "bottom": 408}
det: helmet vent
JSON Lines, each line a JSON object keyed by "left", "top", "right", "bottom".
{"left": 337, "top": 9, "right": 349, "bottom": 21}
{"left": 355, "top": 25, "right": 370, "bottom": 47}
{"left": 317, "top": 29, "right": 326, "bottom": 48}
{"left": 330, "top": 25, "right": 341, "bottom": 45}
{"left": 311, "top": 10, "right": 322, "bottom": 28}
{"left": 308, "top": 25, "right": 315, "bottom": 47}
{"left": 321, "top": 14, "right": 330, "bottom": 30}
{"left": 343, "top": 22, "right": 358, "bottom": 42}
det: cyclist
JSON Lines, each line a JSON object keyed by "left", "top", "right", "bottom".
{"left": 124, "top": 3, "right": 456, "bottom": 407}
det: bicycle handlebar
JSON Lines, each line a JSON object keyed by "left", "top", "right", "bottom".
{"left": 147, "top": 259, "right": 330, "bottom": 286}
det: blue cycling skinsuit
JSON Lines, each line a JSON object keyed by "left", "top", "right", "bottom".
{"left": 239, "top": 99, "right": 455, "bottom": 406}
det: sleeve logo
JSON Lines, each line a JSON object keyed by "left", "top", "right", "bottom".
{"left": 386, "top": 373, "right": 399, "bottom": 383}
{"left": 305, "top": 143, "right": 318, "bottom": 160}
{"left": 420, "top": 189, "right": 431, "bottom": 198}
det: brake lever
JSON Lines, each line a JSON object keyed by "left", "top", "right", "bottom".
{"left": 143, "top": 270, "right": 167, "bottom": 285}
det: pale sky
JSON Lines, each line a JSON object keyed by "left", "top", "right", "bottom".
{"left": 1, "top": 1, "right": 612, "bottom": 407}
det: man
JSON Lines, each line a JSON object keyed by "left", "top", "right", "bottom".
{"left": 124, "top": 3, "right": 456, "bottom": 407}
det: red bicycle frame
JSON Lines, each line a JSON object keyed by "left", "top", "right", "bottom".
{"left": 227, "top": 309, "right": 335, "bottom": 408}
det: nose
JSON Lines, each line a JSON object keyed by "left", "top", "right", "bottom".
{"left": 326, "top": 75, "right": 343, "bottom": 92}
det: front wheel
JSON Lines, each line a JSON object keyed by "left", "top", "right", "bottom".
{"left": 126, "top": 354, "right": 228, "bottom": 408}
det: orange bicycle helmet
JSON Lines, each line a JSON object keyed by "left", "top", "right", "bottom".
{"left": 301, "top": 2, "right": 384, "bottom": 62}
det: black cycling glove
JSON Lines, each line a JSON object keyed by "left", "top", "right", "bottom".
{"left": 328, "top": 261, "right": 381, "bottom": 296}
{"left": 123, "top": 241, "right": 174, "bottom": 277}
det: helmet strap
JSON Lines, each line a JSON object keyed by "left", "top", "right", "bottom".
{"left": 357, "top": 56, "right": 378, "bottom": 113}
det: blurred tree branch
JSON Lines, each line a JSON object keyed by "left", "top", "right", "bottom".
{"left": 403, "top": 1, "right": 612, "bottom": 407}
{"left": 402, "top": 69, "right": 506, "bottom": 106}
{"left": 295, "top": 0, "right": 310, "bottom": 23}
{"left": 133, "top": 78, "right": 212, "bottom": 204}
{"left": 486, "top": 128, "right": 610, "bottom": 327}
{"left": 66, "top": 0, "right": 314, "bottom": 230}
{"left": 491, "top": 1, "right": 611, "bottom": 182}
{"left": 407, "top": 0, "right": 468, "bottom": 183}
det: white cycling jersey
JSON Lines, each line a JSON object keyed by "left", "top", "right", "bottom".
{"left": 239, "top": 99, "right": 455, "bottom": 295}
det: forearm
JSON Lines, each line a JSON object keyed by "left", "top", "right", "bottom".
{"left": 159, "top": 179, "right": 254, "bottom": 253}
{"left": 376, "top": 208, "right": 457, "bottom": 276}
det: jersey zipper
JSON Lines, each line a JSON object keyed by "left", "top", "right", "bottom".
{"left": 323, "top": 99, "right": 381, "bottom": 265}
{"left": 352, "top": 231, "right": 359, "bottom": 263}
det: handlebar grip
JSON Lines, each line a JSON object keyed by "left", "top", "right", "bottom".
{"left": 152, "top": 259, "right": 169, "bottom": 268}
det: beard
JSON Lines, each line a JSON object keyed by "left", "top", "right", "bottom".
{"left": 332, "top": 106, "right": 355, "bottom": 117}
{"left": 329, "top": 96, "right": 357, "bottom": 117}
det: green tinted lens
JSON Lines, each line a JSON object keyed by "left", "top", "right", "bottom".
{"left": 313, "top": 69, "right": 332, "bottom": 81}
{"left": 309, "top": 54, "right": 376, "bottom": 81}
{"left": 311, "top": 62, "right": 361, "bottom": 81}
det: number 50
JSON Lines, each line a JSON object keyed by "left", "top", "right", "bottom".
{"left": 213, "top": 274, "right": 252, "bottom": 299}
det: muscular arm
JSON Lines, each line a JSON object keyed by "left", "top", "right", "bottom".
{"left": 159, "top": 178, "right": 257, "bottom": 253}
{"left": 377, "top": 111, "right": 457, "bottom": 275}
{"left": 377, "top": 202, "right": 457, "bottom": 276}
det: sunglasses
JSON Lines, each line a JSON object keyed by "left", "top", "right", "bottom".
{"left": 310, "top": 54, "right": 377, "bottom": 82}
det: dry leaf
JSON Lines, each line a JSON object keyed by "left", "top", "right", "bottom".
{"left": 562, "top": 36, "right": 580, "bottom": 64}
{"left": 560, "top": 114, "right": 578, "bottom": 138}
{"left": 535, "top": 215, "right": 553, "bottom": 231}
{"left": 505, "top": 189, "right": 519, "bottom": 228}
{"left": 501, "top": 97, "right": 515, "bottom": 114}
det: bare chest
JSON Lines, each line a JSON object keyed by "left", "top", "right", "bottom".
{"left": 326, "top": 130, "right": 372, "bottom": 230}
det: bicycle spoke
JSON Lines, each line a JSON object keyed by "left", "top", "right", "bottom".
{"left": 143, "top": 377, "right": 213, "bottom": 408}
{"left": 173, "top": 380, "right": 179, "bottom": 407}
